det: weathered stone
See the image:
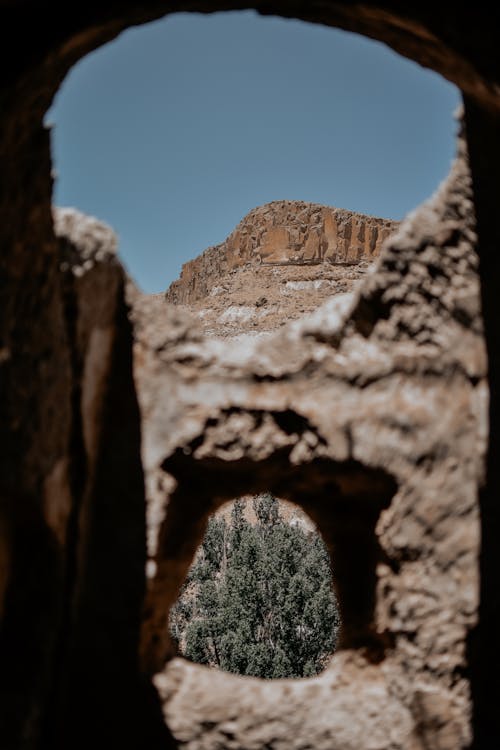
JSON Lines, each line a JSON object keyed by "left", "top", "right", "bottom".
{"left": 0, "top": 207, "right": 150, "bottom": 749}
{"left": 135, "top": 134, "right": 486, "bottom": 749}
{"left": 160, "top": 201, "right": 395, "bottom": 338}
{"left": 166, "top": 201, "right": 397, "bottom": 306}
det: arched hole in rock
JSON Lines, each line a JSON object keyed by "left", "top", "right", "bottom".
{"left": 169, "top": 494, "right": 340, "bottom": 678}
{"left": 46, "top": 16, "right": 457, "bottom": 673}
{"left": 46, "top": 11, "right": 459, "bottom": 295}
{"left": 39, "top": 6, "right": 463, "bottom": 744}
{"left": 142, "top": 448, "right": 398, "bottom": 676}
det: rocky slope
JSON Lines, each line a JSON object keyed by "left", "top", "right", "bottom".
{"left": 161, "top": 200, "right": 398, "bottom": 338}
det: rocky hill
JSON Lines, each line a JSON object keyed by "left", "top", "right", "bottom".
{"left": 160, "top": 200, "right": 397, "bottom": 338}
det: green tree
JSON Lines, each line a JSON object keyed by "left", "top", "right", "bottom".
{"left": 169, "top": 495, "right": 339, "bottom": 678}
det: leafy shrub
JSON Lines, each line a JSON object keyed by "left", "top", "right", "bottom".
{"left": 169, "top": 494, "right": 340, "bottom": 678}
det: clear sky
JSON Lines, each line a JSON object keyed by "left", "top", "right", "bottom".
{"left": 46, "top": 10, "right": 460, "bottom": 293}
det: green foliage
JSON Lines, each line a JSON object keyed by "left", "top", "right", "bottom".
{"left": 169, "top": 495, "right": 340, "bottom": 679}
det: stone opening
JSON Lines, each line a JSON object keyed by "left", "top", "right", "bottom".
{"left": 141, "top": 442, "right": 398, "bottom": 675}
{"left": 168, "top": 494, "right": 340, "bottom": 678}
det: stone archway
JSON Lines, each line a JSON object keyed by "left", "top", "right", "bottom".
{"left": 1, "top": 4, "right": 499, "bottom": 749}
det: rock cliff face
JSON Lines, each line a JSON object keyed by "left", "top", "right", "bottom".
{"left": 163, "top": 201, "right": 397, "bottom": 337}
{"left": 166, "top": 201, "right": 397, "bottom": 306}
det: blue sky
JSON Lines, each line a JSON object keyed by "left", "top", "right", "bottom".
{"left": 47, "top": 11, "right": 460, "bottom": 293}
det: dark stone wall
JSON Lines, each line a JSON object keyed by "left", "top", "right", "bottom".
{"left": 463, "top": 100, "right": 500, "bottom": 750}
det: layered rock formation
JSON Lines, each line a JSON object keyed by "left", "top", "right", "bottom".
{"left": 166, "top": 201, "right": 397, "bottom": 306}
{"left": 162, "top": 201, "right": 397, "bottom": 337}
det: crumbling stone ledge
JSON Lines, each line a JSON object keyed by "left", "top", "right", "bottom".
{"left": 133, "top": 132, "right": 486, "bottom": 749}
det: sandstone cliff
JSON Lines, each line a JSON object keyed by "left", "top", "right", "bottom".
{"left": 165, "top": 200, "right": 397, "bottom": 307}
{"left": 160, "top": 201, "right": 397, "bottom": 337}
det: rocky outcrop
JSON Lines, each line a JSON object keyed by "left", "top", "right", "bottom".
{"left": 161, "top": 201, "right": 397, "bottom": 338}
{"left": 144, "top": 261, "right": 373, "bottom": 339}
{"left": 166, "top": 201, "right": 397, "bottom": 306}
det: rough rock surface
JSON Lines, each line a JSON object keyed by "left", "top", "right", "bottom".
{"left": 159, "top": 201, "right": 397, "bottom": 338}
{"left": 166, "top": 200, "right": 396, "bottom": 306}
{"left": 142, "top": 262, "right": 373, "bottom": 340}
{"left": 0, "top": 207, "right": 149, "bottom": 749}
{"left": 135, "top": 133, "right": 487, "bottom": 749}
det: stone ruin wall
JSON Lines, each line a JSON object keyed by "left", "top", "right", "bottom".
{"left": 166, "top": 201, "right": 397, "bottom": 305}
{"left": 128, "top": 128, "right": 487, "bottom": 749}
{"left": 27, "top": 136, "right": 484, "bottom": 750}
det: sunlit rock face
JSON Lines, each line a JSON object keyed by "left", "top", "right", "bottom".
{"left": 154, "top": 201, "right": 396, "bottom": 338}
{"left": 165, "top": 200, "right": 397, "bottom": 301}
